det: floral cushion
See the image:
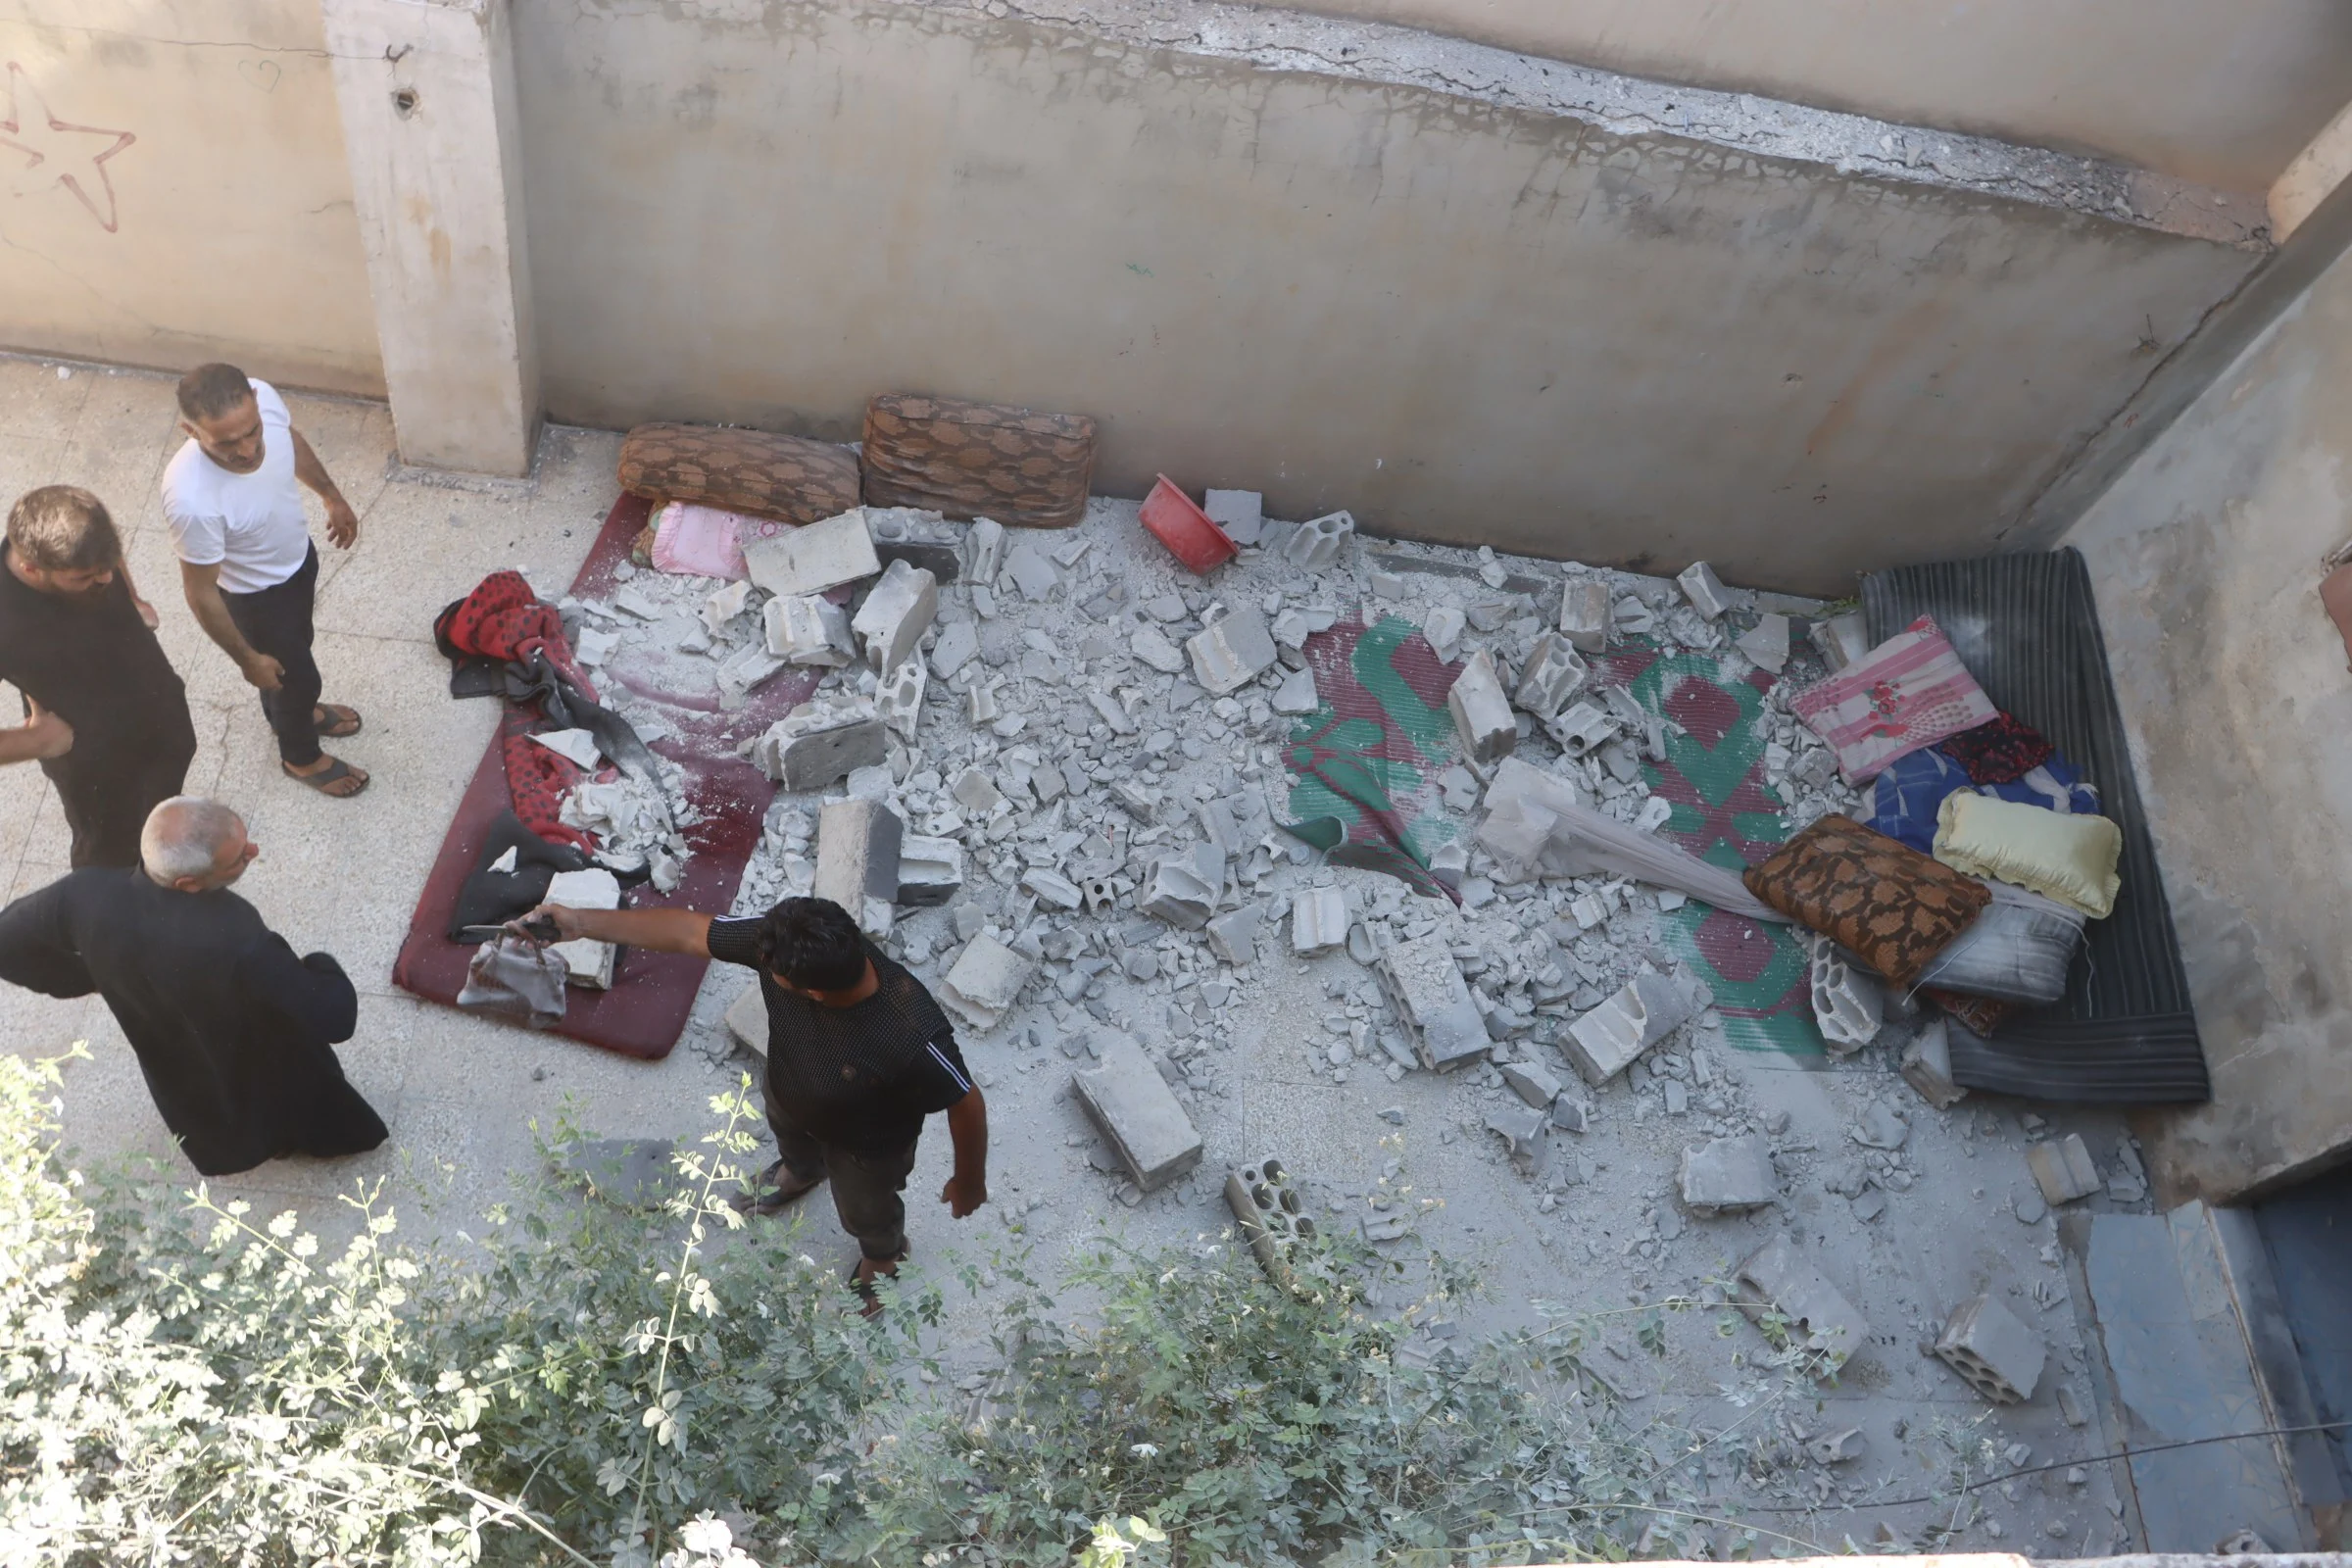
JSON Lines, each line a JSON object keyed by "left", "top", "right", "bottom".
{"left": 1742, "top": 813, "right": 1990, "bottom": 988}
{"left": 1789, "top": 615, "right": 1998, "bottom": 783}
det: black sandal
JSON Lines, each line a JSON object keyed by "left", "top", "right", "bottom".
{"left": 313, "top": 703, "right": 363, "bottom": 739}
{"left": 731, "top": 1157, "right": 824, "bottom": 1216}
{"left": 283, "top": 756, "right": 369, "bottom": 798}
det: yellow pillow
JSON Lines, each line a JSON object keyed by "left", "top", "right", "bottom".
{"left": 1934, "top": 793, "right": 2121, "bottom": 918}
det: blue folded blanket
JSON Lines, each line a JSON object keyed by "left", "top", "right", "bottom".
{"left": 1868, "top": 746, "right": 2099, "bottom": 855}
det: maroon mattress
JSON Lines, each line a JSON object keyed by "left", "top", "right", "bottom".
{"left": 391, "top": 493, "right": 818, "bottom": 1059}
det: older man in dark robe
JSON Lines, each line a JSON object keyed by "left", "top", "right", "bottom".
{"left": 0, "top": 796, "right": 385, "bottom": 1175}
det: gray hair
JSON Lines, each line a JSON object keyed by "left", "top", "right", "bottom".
{"left": 6, "top": 485, "right": 120, "bottom": 572}
{"left": 141, "top": 798, "right": 243, "bottom": 885}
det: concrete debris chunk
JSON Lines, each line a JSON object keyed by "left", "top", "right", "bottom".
{"left": 1562, "top": 973, "right": 1690, "bottom": 1085}
{"left": 1376, "top": 934, "right": 1490, "bottom": 1070}
{"left": 929, "top": 619, "right": 979, "bottom": 678}
{"left": 743, "top": 509, "right": 880, "bottom": 599}
{"left": 530, "top": 728, "right": 602, "bottom": 769}
{"left": 864, "top": 507, "right": 962, "bottom": 582}
{"left": 1225, "top": 1156, "right": 1315, "bottom": 1288}
{"left": 715, "top": 646, "right": 787, "bottom": 705}
{"left": 1679, "top": 1134, "right": 1779, "bottom": 1215}
{"left": 1486, "top": 1103, "right": 1548, "bottom": 1161}
{"left": 544, "top": 867, "right": 620, "bottom": 988}
{"left": 1185, "top": 608, "right": 1279, "bottom": 695}
{"left": 1204, "top": 904, "right": 1263, "bottom": 964}
{"left": 2026, "top": 1133, "right": 2102, "bottom": 1205}
{"left": 765, "top": 593, "right": 857, "bottom": 665}
{"left": 1446, "top": 651, "right": 1517, "bottom": 764}
{"left": 813, "top": 799, "right": 903, "bottom": 924}
{"left": 1005, "top": 543, "right": 1059, "bottom": 600}
{"left": 964, "top": 516, "right": 1006, "bottom": 583}
{"left": 1808, "top": 936, "right": 1882, "bottom": 1052}
{"left": 1935, "top": 1294, "right": 2045, "bottom": 1404}
{"left": 1806, "top": 1428, "right": 1864, "bottom": 1466}
{"left": 1203, "top": 489, "right": 1265, "bottom": 546}
{"left": 1736, "top": 612, "right": 1790, "bottom": 673}
{"left": 1736, "top": 1235, "right": 1866, "bottom": 1372}
{"left": 1291, "top": 887, "right": 1348, "bottom": 956}
{"left": 1513, "top": 632, "right": 1589, "bottom": 719}
{"left": 1550, "top": 1093, "right": 1589, "bottom": 1132}
{"left": 1073, "top": 1036, "right": 1204, "bottom": 1191}
{"left": 1283, "top": 510, "right": 1354, "bottom": 569}
{"left": 756, "top": 701, "right": 886, "bottom": 789}
{"left": 951, "top": 766, "right": 1004, "bottom": 813}
{"left": 1548, "top": 701, "right": 1615, "bottom": 759}
{"left": 896, "top": 835, "right": 963, "bottom": 906}
{"left": 1130, "top": 625, "right": 1188, "bottom": 674}
{"left": 1141, "top": 847, "right": 1223, "bottom": 929}
{"left": 1676, "top": 560, "right": 1733, "bottom": 619}
{"left": 1899, "top": 1018, "right": 1967, "bottom": 1108}
{"left": 1270, "top": 665, "right": 1320, "bottom": 714}
{"left": 851, "top": 558, "right": 939, "bottom": 672}
{"left": 877, "top": 656, "right": 926, "bottom": 741}
{"left": 1500, "top": 1057, "right": 1562, "bottom": 1108}
{"left": 724, "top": 985, "right": 766, "bottom": 1056}
{"left": 939, "top": 934, "right": 1033, "bottom": 1033}
{"left": 1559, "top": 576, "right": 1612, "bottom": 653}
{"left": 1810, "top": 611, "right": 1871, "bottom": 672}
{"left": 1422, "top": 605, "right": 1466, "bottom": 662}
{"left": 702, "top": 578, "right": 753, "bottom": 635}
{"left": 1022, "top": 866, "right": 1085, "bottom": 910}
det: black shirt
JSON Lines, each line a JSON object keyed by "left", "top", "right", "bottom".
{"left": 707, "top": 919, "right": 973, "bottom": 1155}
{"left": 0, "top": 543, "right": 194, "bottom": 782}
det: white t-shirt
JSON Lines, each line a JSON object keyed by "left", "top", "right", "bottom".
{"left": 161, "top": 379, "right": 314, "bottom": 594}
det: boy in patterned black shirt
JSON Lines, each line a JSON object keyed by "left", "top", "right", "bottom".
{"left": 535, "top": 895, "right": 987, "bottom": 1309}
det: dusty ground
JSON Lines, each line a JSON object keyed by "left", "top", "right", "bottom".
{"left": 0, "top": 352, "right": 2156, "bottom": 1553}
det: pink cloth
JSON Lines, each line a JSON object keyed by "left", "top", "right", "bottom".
{"left": 1789, "top": 614, "right": 1997, "bottom": 783}
{"left": 648, "top": 501, "right": 772, "bottom": 581}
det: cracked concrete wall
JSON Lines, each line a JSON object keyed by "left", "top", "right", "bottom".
{"left": 2063, "top": 244, "right": 2352, "bottom": 1206}
{"left": 0, "top": 1, "right": 382, "bottom": 396}
{"left": 1275, "top": 0, "right": 2352, "bottom": 194}
{"left": 513, "top": 0, "right": 2263, "bottom": 593}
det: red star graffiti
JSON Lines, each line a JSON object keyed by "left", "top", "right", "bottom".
{"left": 1, "top": 62, "right": 136, "bottom": 233}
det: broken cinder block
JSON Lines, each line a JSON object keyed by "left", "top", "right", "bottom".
{"left": 851, "top": 558, "right": 939, "bottom": 673}
{"left": 1185, "top": 608, "right": 1279, "bottom": 696}
{"left": 877, "top": 656, "right": 926, "bottom": 741}
{"left": 1140, "top": 846, "right": 1224, "bottom": 930}
{"left": 895, "top": 835, "right": 963, "bottom": 906}
{"left": 1202, "top": 489, "right": 1264, "bottom": 547}
{"left": 1558, "top": 576, "right": 1612, "bottom": 654}
{"left": 1499, "top": 1057, "right": 1562, "bottom": 1108}
{"left": 964, "top": 516, "right": 1006, "bottom": 583}
{"left": 1446, "top": 651, "right": 1517, "bottom": 765}
{"left": 1422, "top": 605, "right": 1466, "bottom": 663}
{"left": 1736, "top": 612, "right": 1790, "bottom": 674}
{"left": 812, "top": 799, "right": 903, "bottom": 924}
{"left": 1935, "top": 1294, "right": 2045, "bottom": 1404}
{"left": 744, "top": 509, "right": 881, "bottom": 599}
{"left": 1899, "top": 1018, "right": 1967, "bottom": 1109}
{"left": 1225, "top": 1154, "right": 1314, "bottom": 1287}
{"left": 1291, "top": 887, "right": 1348, "bottom": 956}
{"left": 1677, "top": 560, "right": 1733, "bottom": 619}
{"left": 865, "top": 507, "right": 962, "bottom": 582}
{"left": 1282, "top": 510, "right": 1354, "bottom": 569}
{"left": 2026, "top": 1133, "right": 2102, "bottom": 1206}
{"left": 1073, "top": 1036, "right": 1204, "bottom": 1192}
{"left": 1562, "top": 973, "right": 1690, "bottom": 1085}
{"left": 1679, "top": 1134, "right": 1779, "bottom": 1215}
{"left": 1486, "top": 1103, "right": 1548, "bottom": 1162}
{"left": 1547, "top": 701, "right": 1615, "bottom": 759}
{"left": 1810, "top": 611, "right": 1871, "bottom": 671}
{"left": 1513, "top": 631, "right": 1589, "bottom": 719}
{"left": 765, "top": 594, "right": 857, "bottom": 666}
{"left": 1808, "top": 935, "right": 1882, "bottom": 1054}
{"left": 756, "top": 701, "right": 887, "bottom": 791}
{"left": 1205, "top": 904, "right": 1263, "bottom": 965}
{"left": 939, "top": 935, "right": 1033, "bottom": 1033}
{"left": 1736, "top": 1234, "right": 1867, "bottom": 1373}
{"left": 1376, "top": 934, "right": 1490, "bottom": 1070}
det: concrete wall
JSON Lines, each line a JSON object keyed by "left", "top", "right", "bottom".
{"left": 0, "top": 0, "right": 382, "bottom": 396}
{"left": 2063, "top": 242, "right": 2352, "bottom": 1205}
{"left": 1278, "top": 0, "right": 2352, "bottom": 193}
{"left": 512, "top": 0, "right": 2262, "bottom": 594}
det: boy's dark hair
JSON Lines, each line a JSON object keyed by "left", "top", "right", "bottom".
{"left": 176, "top": 362, "right": 254, "bottom": 421}
{"left": 756, "top": 897, "right": 868, "bottom": 991}
{"left": 6, "top": 485, "right": 120, "bottom": 572}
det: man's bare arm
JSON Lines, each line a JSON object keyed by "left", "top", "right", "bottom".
{"left": 0, "top": 697, "right": 72, "bottom": 765}
{"left": 179, "top": 560, "right": 281, "bottom": 690}
{"left": 535, "top": 905, "right": 714, "bottom": 956}
{"left": 290, "top": 428, "right": 360, "bottom": 548}
{"left": 941, "top": 1089, "right": 989, "bottom": 1217}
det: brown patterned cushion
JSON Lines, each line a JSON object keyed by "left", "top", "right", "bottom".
{"left": 616, "top": 423, "right": 861, "bottom": 525}
{"left": 1742, "top": 814, "right": 1989, "bottom": 988}
{"left": 861, "top": 393, "right": 1097, "bottom": 529}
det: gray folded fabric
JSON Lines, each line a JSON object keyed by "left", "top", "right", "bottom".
{"left": 456, "top": 935, "right": 571, "bottom": 1027}
{"left": 1914, "top": 885, "right": 2085, "bottom": 1004}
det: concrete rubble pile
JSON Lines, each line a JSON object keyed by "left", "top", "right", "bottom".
{"left": 564, "top": 488, "right": 2133, "bottom": 1548}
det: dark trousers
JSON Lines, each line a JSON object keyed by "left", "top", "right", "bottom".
{"left": 52, "top": 736, "right": 196, "bottom": 870}
{"left": 221, "top": 545, "right": 323, "bottom": 768}
{"left": 764, "top": 1083, "right": 919, "bottom": 1261}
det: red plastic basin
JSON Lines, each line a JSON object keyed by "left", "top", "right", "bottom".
{"left": 1139, "top": 475, "right": 1238, "bottom": 573}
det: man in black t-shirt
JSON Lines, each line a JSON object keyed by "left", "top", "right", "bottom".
{"left": 536, "top": 894, "right": 988, "bottom": 1309}
{"left": 0, "top": 487, "right": 198, "bottom": 868}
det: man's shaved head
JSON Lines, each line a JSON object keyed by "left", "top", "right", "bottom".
{"left": 141, "top": 798, "right": 254, "bottom": 890}
{"left": 176, "top": 363, "right": 254, "bottom": 422}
